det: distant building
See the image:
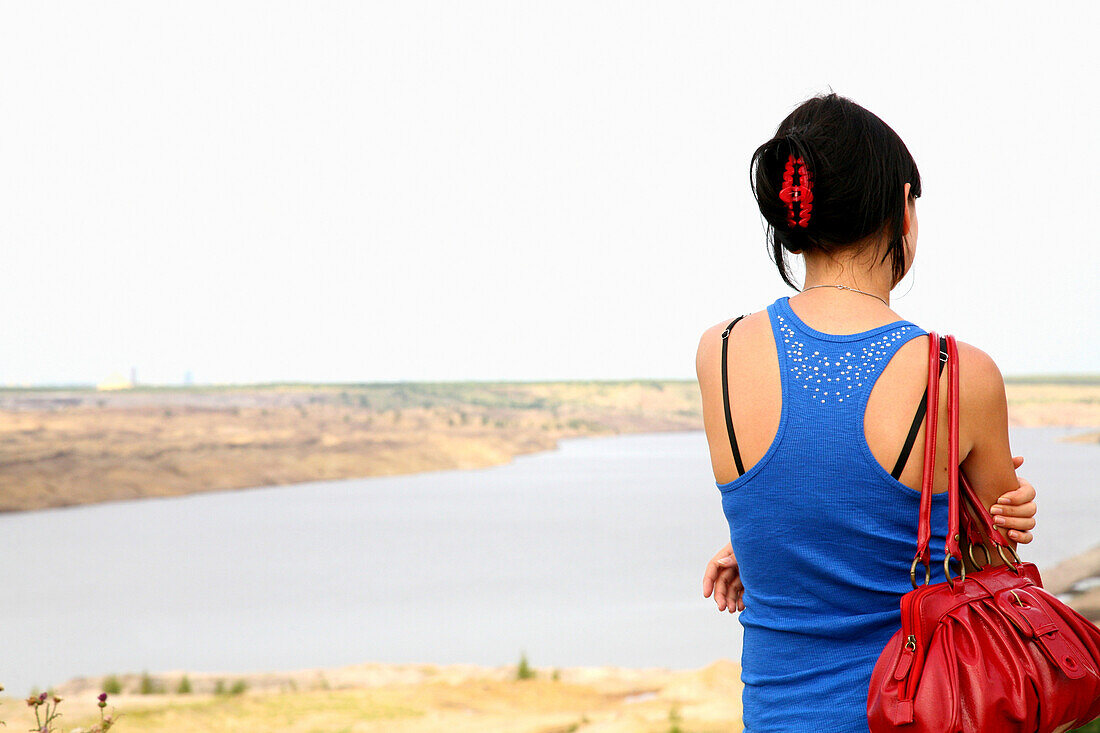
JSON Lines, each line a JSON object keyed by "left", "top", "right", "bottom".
{"left": 96, "top": 372, "right": 133, "bottom": 391}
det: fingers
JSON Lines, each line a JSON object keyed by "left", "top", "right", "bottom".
{"left": 703, "top": 556, "right": 729, "bottom": 596}
{"left": 990, "top": 500, "right": 1036, "bottom": 519}
{"left": 703, "top": 564, "right": 717, "bottom": 597}
{"left": 729, "top": 585, "right": 745, "bottom": 613}
{"left": 709, "top": 565, "right": 745, "bottom": 612}
{"left": 718, "top": 573, "right": 745, "bottom": 613}
{"left": 1012, "top": 455, "right": 1024, "bottom": 470}
{"left": 704, "top": 543, "right": 743, "bottom": 613}
{"left": 990, "top": 473, "right": 1037, "bottom": 540}
{"left": 992, "top": 512, "right": 1036, "bottom": 532}
{"left": 704, "top": 546, "right": 737, "bottom": 598}
{"left": 714, "top": 571, "right": 730, "bottom": 610}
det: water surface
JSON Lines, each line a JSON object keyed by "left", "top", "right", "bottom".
{"left": 0, "top": 427, "right": 1094, "bottom": 695}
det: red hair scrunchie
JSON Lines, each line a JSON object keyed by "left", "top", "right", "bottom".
{"left": 778, "top": 153, "right": 813, "bottom": 228}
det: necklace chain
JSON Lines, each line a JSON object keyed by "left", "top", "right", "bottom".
{"left": 800, "top": 283, "right": 889, "bottom": 307}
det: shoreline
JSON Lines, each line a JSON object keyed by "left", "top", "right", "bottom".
{"left": 1, "top": 380, "right": 1098, "bottom": 514}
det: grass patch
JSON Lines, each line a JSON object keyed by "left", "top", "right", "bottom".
{"left": 65, "top": 689, "right": 424, "bottom": 732}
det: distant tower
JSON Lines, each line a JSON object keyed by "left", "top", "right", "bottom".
{"left": 184, "top": 370, "right": 194, "bottom": 386}
{"left": 130, "top": 367, "right": 137, "bottom": 387}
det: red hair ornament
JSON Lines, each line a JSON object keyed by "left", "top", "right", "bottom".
{"left": 778, "top": 153, "right": 813, "bottom": 228}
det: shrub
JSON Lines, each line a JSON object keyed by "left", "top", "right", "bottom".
{"left": 668, "top": 705, "right": 683, "bottom": 733}
{"left": 138, "top": 670, "right": 163, "bottom": 694}
{"left": 516, "top": 651, "right": 534, "bottom": 680}
{"left": 176, "top": 675, "right": 192, "bottom": 694}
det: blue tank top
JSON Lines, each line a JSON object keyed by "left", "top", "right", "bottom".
{"left": 717, "top": 296, "right": 950, "bottom": 733}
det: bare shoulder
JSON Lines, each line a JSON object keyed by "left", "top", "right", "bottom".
{"left": 695, "top": 310, "right": 772, "bottom": 381}
{"left": 954, "top": 339, "right": 1008, "bottom": 414}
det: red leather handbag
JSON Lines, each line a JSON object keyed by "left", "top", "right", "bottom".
{"left": 867, "top": 332, "right": 1100, "bottom": 732}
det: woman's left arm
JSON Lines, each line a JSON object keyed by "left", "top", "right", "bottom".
{"left": 957, "top": 342, "right": 1037, "bottom": 553}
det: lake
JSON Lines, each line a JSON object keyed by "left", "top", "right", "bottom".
{"left": 0, "top": 427, "right": 1095, "bottom": 696}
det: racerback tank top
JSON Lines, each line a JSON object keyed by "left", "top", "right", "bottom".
{"left": 717, "top": 295, "right": 950, "bottom": 733}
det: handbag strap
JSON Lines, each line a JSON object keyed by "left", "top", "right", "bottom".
{"left": 945, "top": 335, "right": 963, "bottom": 571}
{"left": 914, "top": 333, "right": 1021, "bottom": 586}
{"left": 914, "top": 332, "right": 943, "bottom": 571}
{"left": 947, "top": 334, "right": 1019, "bottom": 567}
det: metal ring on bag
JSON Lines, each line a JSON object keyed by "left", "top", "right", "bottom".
{"left": 944, "top": 554, "right": 965, "bottom": 589}
{"left": 997, "top": 543, "right": 1022, "bottom": 571}
{"left": 910, "top": 556, "right": 931, "bottom": 590}
{"left": 968, "top": 542, "right": 991, "bottom": 569}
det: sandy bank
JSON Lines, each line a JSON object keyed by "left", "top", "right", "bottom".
{"left": 1, "top": 659, "right": 745, "bottom": 733}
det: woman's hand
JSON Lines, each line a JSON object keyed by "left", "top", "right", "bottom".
{"left": 989, "top": 455, "right": 1037, "bottom": 544}
{"left": 703, "top": 542, "right": 744, "bottom": 613}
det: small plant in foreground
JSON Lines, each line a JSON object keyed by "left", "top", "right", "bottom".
{"left": 12, "top": 690, "right": 123, "bottom": 733}
{"left": 667, "top": 704, "right": 683, "bottom": 733}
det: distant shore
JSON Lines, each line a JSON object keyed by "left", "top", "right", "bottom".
{"left": 0, "top": 378, "right": 1097, "bottom": 514}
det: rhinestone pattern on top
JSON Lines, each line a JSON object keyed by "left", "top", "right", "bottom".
{"left": 776, "top": 313, "right": 918, "bottom": 405}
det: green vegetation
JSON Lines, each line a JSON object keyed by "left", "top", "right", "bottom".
{"left": 138, "top": 670, "right": 164, "bottom": 694}
{"left": 102, "top": 675, "right": 122, "bottom": 694}
{"left": 203, "top": 676, "right": 248, "bottom": 695}
{"left": 667, "top": 704, "right": 684, "bottom": 733}
{"left": 176, "top": 674, "right": 191, "bottom": 694}
{"left": 515, "top": 651, "right": 535, "bottom": 680}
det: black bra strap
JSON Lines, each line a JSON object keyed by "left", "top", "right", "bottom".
{"left": 890, "top": 335, "right": 949, "bottom": 479}
{"left": 720, "top": 315, "right": 748, "bottom": 476}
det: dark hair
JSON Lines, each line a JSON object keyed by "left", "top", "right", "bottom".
{"left": 750, "top": 92, "right": 921, "bottom": 289}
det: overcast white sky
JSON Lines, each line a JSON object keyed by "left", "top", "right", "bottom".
{"left": 1, "top": 2, "right": 1096, "bottom": 386}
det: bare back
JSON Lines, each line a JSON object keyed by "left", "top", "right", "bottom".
{"left": 697, "top": 295, "right": 1019, "bottom": 516}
